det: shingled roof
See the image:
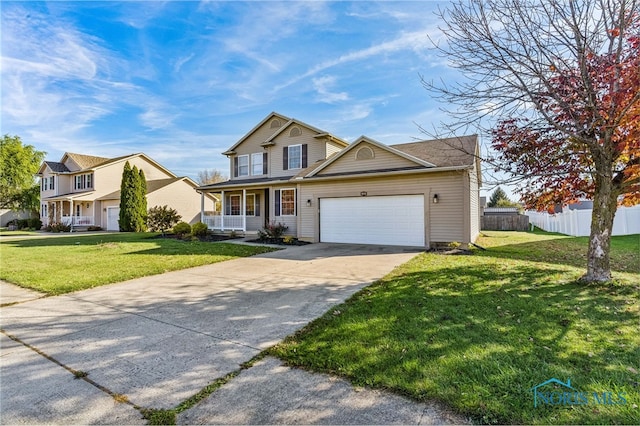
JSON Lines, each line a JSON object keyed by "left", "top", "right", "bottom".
{"left": 65, "top": 153, "right": 111, "bottom": 169}
{"left": 44, "top": 161, "right": 70, "bottom": 173}
{"left": 391, "top": 135, "right": 478, "bottom": 168}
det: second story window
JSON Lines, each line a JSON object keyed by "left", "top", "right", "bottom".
{"left": 74, "top": 173, "right": 94, "bottom": 190}
{"left": 283, "top": 144, "right": 307, "bottom": 170}
{"left": 42, "top": 177, "right": 55, "bottom": 191}
{"left": 251, "top": 153, "right": 263, "bottom": 176}
{"left": 234, "top": 155, "right": 249, "bottom": 177}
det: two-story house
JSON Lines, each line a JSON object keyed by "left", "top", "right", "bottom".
{"left": 37, "top": 152, "right": 216, "bottom": 231}
{"left": 197, "top": 112, "right": 482, "bottom": 248}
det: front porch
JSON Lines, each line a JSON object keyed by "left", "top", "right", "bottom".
{"left": 41, "top": 197, "right": 97, "bottom": 229}
{"left": 200, "top": 187, "right": 268, "bottom": 233}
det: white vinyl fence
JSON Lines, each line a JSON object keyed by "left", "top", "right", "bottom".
{"left": 526, "top": 205, "right": 640, "bottom": 236}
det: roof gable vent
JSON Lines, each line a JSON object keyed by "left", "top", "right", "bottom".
{"left": 270, "top": 119, "right": 282, "bottom": 128}
{"left": 355, "top": 146, "right": 375, "bottom": 160}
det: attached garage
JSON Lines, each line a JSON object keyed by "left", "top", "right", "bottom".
{"left": 106, "top": 207, "right": 120, "bottom": 231}
{"left": 319, "top": 195, "right": 425, "bottom": 246}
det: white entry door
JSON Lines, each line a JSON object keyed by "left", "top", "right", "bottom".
{"left": 106, "top": 207, "right": 120, "bottom": 231}
{"left": 320, "top": 195, "right": 425, "bottom": 246}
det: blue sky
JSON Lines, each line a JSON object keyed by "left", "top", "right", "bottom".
{"left": 2, "top": 1, "right": 476, "bottom": 186}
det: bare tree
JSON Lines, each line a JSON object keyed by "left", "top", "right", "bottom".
{"left": 424, "top": 0, "right": 640, "bottom": 282}
{"left": 196, "top": 169, "right": 227, "bottom": 186}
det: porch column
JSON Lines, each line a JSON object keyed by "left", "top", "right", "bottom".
{"left": 200, "top": 192, "right": 205, "bottom": 223}
{"left": 69, "top": 199, "right": 74, "bottom": 232}
{"left": 221, "top": 190, "right": 225, "bottom": 230}
{"left": 242, "top": 189, "right": 246, "bottom": 231}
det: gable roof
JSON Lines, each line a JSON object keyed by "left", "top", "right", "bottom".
{"left": 222, "top": 111, "right": 348, "bottom": 154}
{"left": 63, "top": 153, "right": 111, "bottom": 169}
{"left": 223, "top": 112, "right": 292, "bottom": 154}
{"left": 37, "top": 161, "right": 70, "bottom": 175}
{"left": 391, "top": 135, "right": 478, "bottom": 168}
{"left": 305, "top": 136, "right": 437, "bottom": 178}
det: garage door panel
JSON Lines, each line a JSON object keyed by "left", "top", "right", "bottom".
{"left": 320, "top": 195, "right": 424, "bottom": 246}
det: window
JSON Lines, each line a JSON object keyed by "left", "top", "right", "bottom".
{"left": 246, "top": 194, "right": 256, "bottom": 216}
{"left": 76, "top": 205, "right": 81, "bottom": 217}
{"left": 41, "top": 177, "right": 47, "bottom": 191}
{"left": 251, "top": 153, "right": 263, "bottom": 176}
{"left": 277, "top": 189, "right": 295, "bottom": 216}
{"left": 230, "top": 195, "right": 241, "bottom": 215}
{"left": 283, "top": 144, "right": 307, "bottom": 170}
{"left": 74, "top": 173, "right": 93, "bottom": 190}
{"left": 235, "top": 155, "right": 249, "bottom": 177}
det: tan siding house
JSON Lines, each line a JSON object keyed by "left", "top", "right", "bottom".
{"left": 198, "top": 112, "right": 482, "bottom": 248}
{"left": 37, "top": 152, "right": 216, "bottom": 231}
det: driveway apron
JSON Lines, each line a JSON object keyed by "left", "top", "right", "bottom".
{"left": 0, "top": 243, "right": 420, "bottom": 423}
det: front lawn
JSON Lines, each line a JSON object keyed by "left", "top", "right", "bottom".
{"left": 0, "top": 233, "right": 276, "bottom": 295}
{"left": 271, "top": 231, "right": 639, "bottom": 424}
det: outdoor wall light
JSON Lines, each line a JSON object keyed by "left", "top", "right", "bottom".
{"left": 433, "top": 194, "right": 439, "bottom": 204}
{"left": 360, "top": 191, "right": 367, "bottom": 197}
{"left": 306, "top": 199, "right": 312, "bottom": 207}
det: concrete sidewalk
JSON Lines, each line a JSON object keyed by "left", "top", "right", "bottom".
{"left": 178, "top": 356, "right": 468, "bottom": 425}
{"left": 0, "top": 243, "right": 465, "bottom": 424}
{"left": 0, "top": 281, "right": 45, "bottom": 305}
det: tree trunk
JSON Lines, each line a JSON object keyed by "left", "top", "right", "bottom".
{"left": 581, "top": 178, "right": 618, "bottom": 283}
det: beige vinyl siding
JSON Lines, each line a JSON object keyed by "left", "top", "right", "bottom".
{"left": 58, "top": 175, "right": 71, "bottom": 195}
{"left": 326, "top": 140, "right": 344, "bottom": 158}
{"left": 125, "top": 157, "right": 174, "bottom": 181}
{"left": 317, "top": 143, "right": 418, "bottom": 176}
{"left": 269, "top": 127, "right": 328, "bottom": 179}
{"left": 298, "top": 171, "right": 468, "bottom": 247}
{"left": 62, "top": 157, "right": 82, "bottom": 172}
{"left": 228, "top": 124, "right": 278, "bottom": 181}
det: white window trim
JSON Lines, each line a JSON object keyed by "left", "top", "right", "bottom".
{"left": 237, "top": 155, "right": 249, "bottom": 177}
{"left": 245, "top": 193, "right": 256, "bottom": 216}
{"left": 280, "top": 188, "right": 296, "bottom": 216}
{"left": 288, "top": 144, "right": 302, "bottom": 170}
{"left": 251, "top": 153, "right": 263, "bottom": 176}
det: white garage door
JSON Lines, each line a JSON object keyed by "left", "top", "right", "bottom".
{"left": 320, "top": 195, "right": 425, "bottom": 246}
{"left": 107, "top": 207, "right": 120, "bottom": 231}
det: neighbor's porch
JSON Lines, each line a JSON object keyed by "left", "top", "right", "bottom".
{"left": 41, "top": 198, "right": 97, "bottom": 229}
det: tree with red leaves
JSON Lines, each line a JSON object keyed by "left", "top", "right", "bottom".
{"left": 427, "top": 0, "right": 640, "bottom": 282}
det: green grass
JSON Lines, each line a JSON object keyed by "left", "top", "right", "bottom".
{"left": 270, "top": 231, "right": 640, "bottom": 424}
{"left": 0, "top": 233, "right": 276, "bottom": 295}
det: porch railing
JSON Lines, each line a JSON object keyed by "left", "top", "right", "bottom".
{"left": 61, "top": 215, "right": 95, "bottom": 226}
{"left": 202, "top": 214, "right": 245, "bottom": 231}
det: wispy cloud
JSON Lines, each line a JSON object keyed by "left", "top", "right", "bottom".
{"left": 312, "top": 76, "right": 349, "bottom": 104}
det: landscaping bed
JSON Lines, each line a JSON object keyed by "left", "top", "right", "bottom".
{"left": 270, "top": 231, "right": 640, "bottom": 424}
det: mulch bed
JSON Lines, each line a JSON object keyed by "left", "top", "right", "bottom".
{"left": 154, "top": 234, "right": 241, "bottom": 242}
{"left": 246, "top": 238, "right": 310, "bottom": 246}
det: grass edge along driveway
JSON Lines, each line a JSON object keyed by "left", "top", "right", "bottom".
{"left": 0, "top": 233, "right": 276, "bottom": 295}
{"left": 270, "top": 231, "right": 640, "bottom": 425}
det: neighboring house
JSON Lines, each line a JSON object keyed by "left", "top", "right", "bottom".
{"left": 0, "top": 209, "right": 33, "bottom": 227}
{"left": 37, "top": 152, "right": 216, "bottom": 230}
{"left": 197, "top": 112, "right": 481, "bottom": 248}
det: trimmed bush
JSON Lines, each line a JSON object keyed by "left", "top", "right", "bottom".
{"left": 191, "top": 222, "right": 208, "bottom": 237}
{"left": 257, "top": 221, "right": 288, "bottom": 241}
{"left": 28, "top": 218, "right": 42, "bottom": 230}
{"left": 147, "top": 205, "right": 181, "bottom": 234}
{"left": 172, "top": 221, "right": 191, "bottom": 236}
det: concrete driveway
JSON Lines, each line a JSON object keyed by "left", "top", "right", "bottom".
{"left": 1, "top": 243, "right": 435, "bottom": 424}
